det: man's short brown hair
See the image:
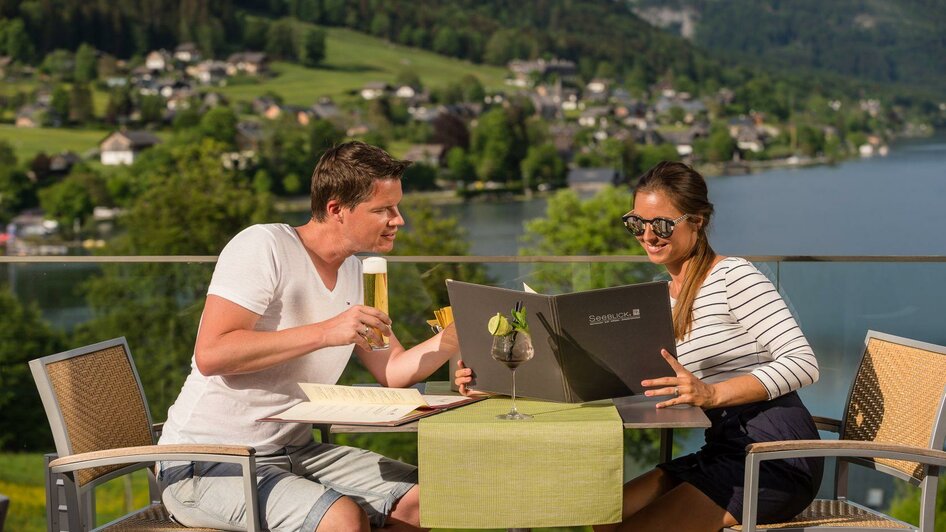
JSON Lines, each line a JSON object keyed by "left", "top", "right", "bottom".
{"left": 310, "top": 141, "right": 411, "bottom": 221}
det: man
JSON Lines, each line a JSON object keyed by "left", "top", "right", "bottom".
{"left": 158, "top": 141, "right": 458, "bottom": 531}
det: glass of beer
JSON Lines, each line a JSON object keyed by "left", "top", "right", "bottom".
{"left": 362, "top": 257, "right": 390, "bottom": 350}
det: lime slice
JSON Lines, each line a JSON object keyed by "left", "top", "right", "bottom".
{"left": 487, "top": 313, "right": 513, "bottom": 336}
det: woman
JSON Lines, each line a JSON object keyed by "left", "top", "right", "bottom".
{"left": 456, "top": 161, "right": 822, "bottom": 531}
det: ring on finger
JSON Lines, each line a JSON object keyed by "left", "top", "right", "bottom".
{"left": 363, "top": 325, "right": 370, "bottom": 336}
{"left": 673, "top": 387, "right": 679, "bottom": 396}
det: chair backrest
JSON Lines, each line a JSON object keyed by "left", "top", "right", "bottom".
{"left": 840, "top": 330, "right": 946, "bottom": 482}
{"left": 30, "top": 337, "right": 156, "bottom": 488}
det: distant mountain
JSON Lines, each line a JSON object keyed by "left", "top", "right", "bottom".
{"left": 629, "top": 0, "right": 946, "bottom": 91}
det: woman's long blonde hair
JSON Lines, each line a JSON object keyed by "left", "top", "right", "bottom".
{"left": 634, "top": 161, "right": 716, "bottom": 341}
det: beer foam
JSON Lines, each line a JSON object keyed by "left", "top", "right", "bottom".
{"left": 362, "top": 256, "right": 387, "bottom": 274}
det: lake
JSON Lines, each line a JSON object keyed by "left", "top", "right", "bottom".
{"left": 440, "top": 134, "right": 946, "bottom": 257}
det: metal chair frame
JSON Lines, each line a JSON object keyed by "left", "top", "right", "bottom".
{"left": 30, "top": 337, "right": 261, "bottom": 531}
{"left": 731, "top": 330, "right": 946, "bottom": 532}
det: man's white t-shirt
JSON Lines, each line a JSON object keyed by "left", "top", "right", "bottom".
{"left": 159, "top": 224, "right": 362, "bottom": 455}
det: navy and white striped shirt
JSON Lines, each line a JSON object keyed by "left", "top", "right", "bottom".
{"left": 674, "top": 257, "right": 819, "bottom": 399}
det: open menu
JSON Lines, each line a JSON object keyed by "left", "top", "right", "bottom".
{"left": 260, "top": 383, "right": 482, "bottom": 426}
{"left": 446, "top": 279, "right": 677, "bottom": 403}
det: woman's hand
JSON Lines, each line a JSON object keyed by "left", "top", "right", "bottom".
{"left": 454, "top": 359, "right": 491, "bottom": 397}
{"left": 642, "top": 349, "right": 719, "bottom": 409}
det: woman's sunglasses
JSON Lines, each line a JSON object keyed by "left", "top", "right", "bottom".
{"left": 621, "top": 213, "right": 692, "bottom": 239}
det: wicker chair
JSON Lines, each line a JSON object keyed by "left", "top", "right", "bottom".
{"left": 30, "top": 337, "right": 261, "bottom": 531}
{"left": 727, "top": 330, "right": 946, "bottom": 532}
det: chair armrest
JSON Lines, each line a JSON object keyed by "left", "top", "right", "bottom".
{"left": 745, "top": 439, "right": 946, "bottom": 468}
{"left": 49, "top": 444, "right": 255, "bottom": 473}
{"left": 50, "top": 444, "right": 262, "bottom": 532}
{"left": 739, "top": 440, "right": 946, "bottom": 532}
{"left": 811, "top": 416, "right": 841, "bottom": 433}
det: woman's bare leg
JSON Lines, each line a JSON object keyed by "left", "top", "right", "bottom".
{"left": 594, "top": 468, "right": 737, "bottom": 532}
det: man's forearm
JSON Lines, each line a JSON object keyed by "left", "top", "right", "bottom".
{"left": 379, "top": 326, "right": 459, "bottom": 388}
{"left": 195, "top": 323, "right": 336, "bottom": 376}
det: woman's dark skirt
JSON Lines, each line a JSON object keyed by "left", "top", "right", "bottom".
{"left": 658, "top": 391, "right": 823, "bottom": 524}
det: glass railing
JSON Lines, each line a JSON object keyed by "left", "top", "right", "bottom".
{"left": 3, "top": 255, "right": 946, "bottom": 515}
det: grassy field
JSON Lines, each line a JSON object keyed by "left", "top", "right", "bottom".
{"left": 218, "top": 26, "right": 509, "bottom": 106}
{"left": 0, "top": 26, "right": 508, "bottom": 162}
{"left": 0, "top": 124, "right": 111, "bottom": 163}
{"left": 0, "top": 452, "right": 589, "bottom": 531}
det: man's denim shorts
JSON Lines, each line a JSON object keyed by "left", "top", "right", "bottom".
{"left": 158, "top": 441, "right": 417, "bottom": 531}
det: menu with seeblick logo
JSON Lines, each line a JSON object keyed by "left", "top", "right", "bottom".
{"left": 447, "top": 280, "right": 677, "bottom": 403}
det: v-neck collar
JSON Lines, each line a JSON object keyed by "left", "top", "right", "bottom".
{"left": 290, "top": 226, "right": 344, "bottom": 298}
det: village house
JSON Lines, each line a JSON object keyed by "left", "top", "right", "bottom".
{"left": 566, "top": 167, "right": 621, "bottom": 195}
{"left": 145, "top": 50, "right": 171, "bottom": 72}
{"left": 584, "top": 78, "right": 611, "bottom": 102}
{"left": 310, "top": 98, "right": 341, "bottom": 121}
{"left": 187, "top": 60, "right": 228, "bottom": 85}
{"left": 226, "top": 52, "right": 268, "bottom": 76}
{"left": 578, "top": 106, "right": 611, "bottom": 128}
{"left": 506, "top": 58, "right": 577, "bottom": 87}
{"left": 174, "top": 43, "right": 201, "bottom": 64}
{"left": 403, "top": 144, "right": 445, "bottom": 167}
{"left": 360, "top": 82, "right": 390, "bottom": 100}
{"left": 15, "top": 104, "right": 46, "bottom": 128}
{"left": 99, "top": 130, "right": 162, "bottom": 165}
{"left": 48, "top": 152, "right": 81, "bottom": 176}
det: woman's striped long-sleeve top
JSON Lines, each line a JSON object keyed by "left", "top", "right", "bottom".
{"left": 674, "top": 256, "right": 819, "bottom": 399}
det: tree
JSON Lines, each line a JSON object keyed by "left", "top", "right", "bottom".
{"left": 242, "top": 17, "right": 270, "bottom": 50}
{"left": 39, "top": 49, "right": 74, "bottom": 78}
{"left": 302, "top": 27, "right": 326, "bottom": 67}
{"left": 520, "top": 143, "right": 565, "bottom": 191}
{"left": 266, "top": 18, "right": 297, "bottom": 60}
{"left": 697, "top": 123, "right": 736, "bottom": 163}
{"left": 0, "top": 140, "right": 35, "bottom": 223}
{"left": 38, "top": 170, "right": 109, "bottom": 232}
{"left": 445, "top": 147, "right": 476, "bottom": 184}
{"left": 105, "top": 87, "right": 134, "bottom": 125}
{"left": 4, "top": 19, "right": 35, "bottom": 63}
{"left": 460, "top": 74, "right": 485, "bottom": 103}
{"left": 308, "top": 119, "right": 343, "bottom": 162}
{"left": 638, "top": 144, "right": 681, "bottom": 176}
{"left": 199, "top": 106, "right": 238, "bottom": 147}
{"left": 432, "top": 112, "right": 469, "bottom": 155}
{"left": 521, "top": 186, "right": 650, "bottom": 293}
{"left": 432, "top": 27, "right": 460, "bottom": 56}
{"left": 68, "top": 83, "right": 94, "bottom": 124}
{"left": 74, "top": 43, "right": 98, "bottom": 83}
{"left": 370, "top": 12, "right": 390, "bottom": 39}
{"left": 469, "top": 107, "right": 528, "bottom": 182}
{"left": 138, "top": 94, "right": 166, "bottom": 125}
{"left": 0, "top": 286, "right": 64, "bottom": 450}
{"left": 402, "top": 162, "right": 437, "bottom": 192}
{"left": 50, "top": 85, "right": 71, "bottom": 124}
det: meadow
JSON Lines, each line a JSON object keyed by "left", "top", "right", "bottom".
{"left": 218, "top": 26, "right": 509, "bottom": 106}
{"left": 0, "top": 125, "right": 111, "bottom": 164}
{"left": 0, "top": 26, "right": 508, "bottom": 163}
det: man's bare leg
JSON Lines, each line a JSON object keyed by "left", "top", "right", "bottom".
{"left": 382, "top": 485, "right": 426, "bottom": 531}
{"left": 316, "top": 495, "right": 370, "bottom": 532}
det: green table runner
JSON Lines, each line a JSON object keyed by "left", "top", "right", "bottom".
{"left": 418, "top": 398, "right": 623, "bottom": 529}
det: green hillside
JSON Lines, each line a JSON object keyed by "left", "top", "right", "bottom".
{"left": 0, "top": 125, "right": 110, "bottom": 163}
{"left": 629, "top": 0, "right": 946, "bottom": 92}
{"left": 219, "top": 26, "right": 508, "bottom": 106}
